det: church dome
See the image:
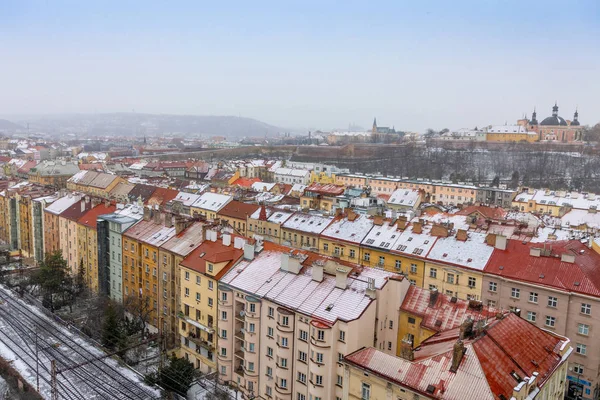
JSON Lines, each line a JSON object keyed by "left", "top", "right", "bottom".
{"left": 540, "top": 115, "right": 568, "bottom": 126}
{"left": 570, "top": 119, "right": 580, "bottom": 126}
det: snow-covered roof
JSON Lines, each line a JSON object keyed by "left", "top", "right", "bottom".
{"left": 220, "top": 246, "right": 398, "bottom": 324}
{"left": 191, "top": 192, "right": 232, "bottom": 212}
{"left": 392, "top": 224, "right": 437, "bottom": 257}
{"left": 173, "top": 192, "right": 201, "bottom": 207}
{"left": 282, "top": 212, "right": 334, "bottom": 235}
{"left": 274, "top": 167, "right": 310, "bottom": 177}
{"left": 67, "top": 170, "right": 88, "bottom": 183}
{"left": 290, "top": 183, "right": 307, "bottom": 193}
{"left": 361, "top": 221, "right": 402, "bottom": 251}
{"left": 388, "top": 188, "right": 421, "bottom": 207}
{"left": 427, "top": 231, "right": 493, "bottom": 271}
{"left": 321, "top": 214, "right": 373, "bottom": 244}
{"left": 251, "top": 182, "right": 275, "bottom": 192}
{"left": 514, "top": 190, "right": 600, "bottom": 211}
{"left": 486, "top": 125, "right": 536, "bottom": 134}
{"left": 128, "top": 161, "right": 148, "bottom": 170}
{"left": 43, "top": 193, "right": 83, "bottom": 215}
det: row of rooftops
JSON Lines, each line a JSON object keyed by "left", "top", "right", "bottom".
{"left": 515, "top": 187, "right": 600, "bottom": 210}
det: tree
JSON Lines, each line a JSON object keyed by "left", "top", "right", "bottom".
{"left": 510, "top": 171, "right": 520, "bottom": 189}
{"left": 491, "top": 176, "right": 500, "bottom": 187}
{"left": 33, "top": 251, "right": 70, "bottom": 312}
{"left": 75, "top": 258, "right": 86, "bottom": 295}
{"left": 583, "top": 123, "right": 600, "bottom": 143}
{"left": 149, "top": 355, "right": 195, "bottom": 396}
{"left": 123, "top": 294, "right": 153, "bottom": 338}
{"left": 102, "top": 302, "right": 125, "bottom": 351}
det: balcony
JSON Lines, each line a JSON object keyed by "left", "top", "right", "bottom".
{"left": 235, "top": 330, "right": 245, "bottom": 341}
{"left": 187, "top": 333, "right": 215, "bottom": 351}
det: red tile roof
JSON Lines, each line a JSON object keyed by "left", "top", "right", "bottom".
{"left": 147, "top": 187, "right": 179, "bottom": 206}
{"left": 217, "top": 200, "right": 260, "bottom": 220}
{"left": 232, "top": 177, "right": 262, "bottom": 188}
{"left": 59, "top": 199, "right": 93, "bottom": 221}
{"left": 401, "top": 285, "right": 497, "bottom": 333}
{"left": 304, "top": 183, "right": 345, "bottom": 196}
{"left": 456, "top": 205, "right": 507, "bottom": 221}
{"left": 179, "top": 237, "right": 244, "bottom": 280}
{"left": 484, "top": 239, "right": 600, "bottom": 297}
{"left": 77, "top": 203, "right": 116, "bottom": 229}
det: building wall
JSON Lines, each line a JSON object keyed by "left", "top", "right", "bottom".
{"left": 280, "top": 229, "right": 320, "bottom": 251}
{"left": 360, "top": 248, "right": 425, "bottom": 287}
{"left": 343, "top": 362, "right": 426, "bottom": 400}
{"left": 158, "top": 249, "right": 184, "bottom": 347}
{"left": 247, "top": 218, "right": 283, "bottom": 244}
{"left": 43, "top": 212, "right": 60, "bottom": 256}
{"left": 319, "top": 238, "right": 361, "bottom": 265}
{"left": 422, "top": 262, "right": 483, "bottom": 300}
{"left": 481, "top": 274, "right": 599, "bottom": 400}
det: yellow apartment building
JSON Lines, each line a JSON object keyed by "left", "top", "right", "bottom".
{"left": 335, "top": 174, "right": 368, "bottom": 188}
{"left": 247, "top": 205, "right": 293, "bottom": 244}
{"left": 320, "top": 211, "right": 373, "bottom": 264}
{"left": 123, "top": 209, "right": 177, "bottom": 333}
{"left": 190, "top": 192, "right": 232, "bottom": 221}
{"left": 178, "top": 232, "right": 244, "bottom": 373}
{"left": 280, "top": 212, "right": 334, "bottom": 251}
{"left": 216, "top": 201, "right": 258, "bottom": 237}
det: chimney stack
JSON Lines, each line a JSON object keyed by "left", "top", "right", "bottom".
{"left": 164, "top": 212, "right": 173, "bottom": 228}
{"left": 495, "top": 235, "right": 507, "bottom": 250}
{"left": 366, "top": 277, "right": 376, "bottom": 299}
{"left": 335, "top": 267, "right": 348, "bottom": 289}
{"left": 429, "top": 288, "right": 439, "bottom": 307}
{"left": 450, "top": 339, "right": 465, "bottom": 373}
{"left": 312, "top": 260, "right": 324, "bottom": 282}
{"left": 399, "top": 336, "right": 414, "bottom": 361}
{"left": 143, "top": 206, "right": 151, "bottom": 221}
{"left": 459, "top": 316, "right": 474, "bottom": 340}
{"left": 412, "top": 221, "right": 422, "bottom": 234}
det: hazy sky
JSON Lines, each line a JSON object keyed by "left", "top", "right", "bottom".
{"left": 1, "top": 1, "right": 599, "bottom": 132}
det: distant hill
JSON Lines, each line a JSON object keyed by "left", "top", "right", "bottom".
{"left": 0, "top": 119, "right": 23, "bottom": 131}
{"left": 12, "top": 113, "right": 289, "bottom": 138}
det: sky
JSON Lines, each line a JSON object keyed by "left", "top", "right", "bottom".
{"left": 0, "top": 0, "right": 599, "bottom": 132}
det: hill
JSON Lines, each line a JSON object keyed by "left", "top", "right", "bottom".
{"left": 0, "top": 119, "right": 23, "bottom": 131}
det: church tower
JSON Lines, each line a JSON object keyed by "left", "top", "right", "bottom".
{"left": 372, "top": 118, "right": 377, "bottom": 135}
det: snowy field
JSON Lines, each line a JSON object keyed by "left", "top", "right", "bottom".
{"left": 0, "top": 285, "right": 160, "bottom": 399}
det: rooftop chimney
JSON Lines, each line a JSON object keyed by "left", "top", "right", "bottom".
{"left": 412, "top": 221, "right": 422, "bottom": 234}
{"left": 396, "top": 216, "right": 408, "bottom": 231}
{"left": 561, "top": 253, "right": 575, "bottom": 263}
{"left": 494, "top": 235, "right": 507, "bottom": 250}
{"left": 222, "top": 234, "right": 231, "bottom": 246}
{"left": 459, "top": 317, "right": 474, "bottom": 340}
{"left": 164, "top": 213, "right": 173, "bottom": 228}
{"left": 258, "top": 204, "right": 267, "bottom": 221}
{"left": 450, "top": 339, "right": 466, "bottom": 373}
{"left": 312, "top": 260, "right": 324, "bottom": 282}
{"left": 399, "top": 336, "right": 414, "bottom": 361}
{"left": 456, "top": 229, "right": 468, "bottom": 241}
{"left": 335, "top": 267, "right": 348, "bottom": 289}
{"left": 243, "top": 243, "right": 255, "bottom": 260}
{"left": 366, "top": 277, "right": 376, "bottom": 299}
{"left": 429, "top": 288, "right": 439, "bottom": 307}
{"left": 143, "top": 206, "right": 151, "bottom": 221}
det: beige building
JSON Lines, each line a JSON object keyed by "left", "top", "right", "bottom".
{"left": 217, "top": 241, "right": 410, "bottom": 400}
{"left": 247, "top": 205, "right": 293, "bottom": 244}
{"left": 343, "top": 312, "right": 572, "bottom": 400}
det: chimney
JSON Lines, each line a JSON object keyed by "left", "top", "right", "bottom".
{"left": 450, "top": 339, "right": 465, "bottom": 373}
{"left": 494, "top": 235, "right": 507, "bottom": 250}
{"left": 430, "top": 224, "right": 449, "bottom": 237}
{"left": 281, "top": 252, "right": 289, "bottom": 272}
{"left": 91, "top": 196, "right": 101, "bottom": 208}
{"left": 459, "top": 317, "right": 474, "bottom": 340}
{"left": 335, "top": 267, "right": 348, "bottom": 289}
{"left": 373, "top": 215, "right": 384, "bottom": 226}
{"left": 175, "top": 216, "right": 186, "bottom": 234}
{"left": 429, "top": 288, "right": 439, "bottom": 307}
{"left": 164, "top": 213, "right": 173, "bottom": 228}
{"left": 243, "top": 243, "right": 255, "bottom": 260}
{"left": 258, "top": 204, "right": 267, "bottom": 221}
{"left": 153, "top": 209, "right": 161, "bottom": 224}
{"left": 485, "top": 233, "right": 496, "bottom": 246}
{"left": 396, "top": 216, "right": 408, "bottom": 231}
{"left": 529, "top": 247, "right": 541, "bottom": 257}
{"left": 561, "top": 253, "right": 575, "bottom": 263}
{"left": 104, "top": 198, "right": 110, "bottom": 208}
{"left": 80, "top": 199, "right": 86, "bottom": 213}
{"left": 281, "top": 252, "right": 301, "bottom": 274}
{"left": 312, "top": 260, "right": 324, "bottom": 282}
{"left": 412, "top": 222, "right": 422, "bottom": 234}
{"left": 399, "top": 336, "right": 414, "bottom": 361}
{"left": 456, "top": 229, "right": 468, "bottom": 241}
{"left": 143, "top": 206, "right": 151, "bottom": 221}
{"left": 366, "top": 277, "right": 376, "bottom": 299}
{"left": 223, "top": 234, "right": 231, "bottom": 246}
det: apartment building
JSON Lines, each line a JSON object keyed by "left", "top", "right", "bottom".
{"left": 386, "top": 188, "right": 422, "bottom": 212}
{"left": 217, "top": 200, "right": 259, "bottom": 236}
{"left": 76, "top": 202, "right": 115, "bottom": 292}
{"left": 335, "top": 174, "right": 368, "bottom": 189}
{"left": 43, "top": 193, "right": 83, "bottom": 256}
{"left": 482, "top": 239, "right": 600, "bottom": 400}
{"left": 57, "top": 197, "right": 95, "bottom": 273}
{"left": 343, "top": 313, "right": 572, "bottom": 400}
{"left": 158, "top": 220, "right": 204, "bottom": 347}
{"left": 300, "top": 183, "right": 345, "bottom": 212}
{"left": 475, "top": 186, "right": 516, "bottom": 208}
{"left": 66, "top": 170, "right": 124, "bottom": 198}
{"left": 122, "top": 208, "right": 177, "bottom": 333}
{"left": 190, "top": 192, "right": 232, "bottom": 221}
{"left": 178, "top": 231, "right": 245, "bottom": 372}
{"left": 96, "top": 204, "right": 143, "bottom": 301}
{"left": 168, "top": 192, "right": 201, "bottom": 217}
{"left": 28, "top": 160, "right": 80, "bottom": 188}
{"left": 247, "top": 205, "right": 293, "bottom": 244}
{"left": 513, "top": 188, "right": 599, "bottom": 216}
{"left": 368, "top": 177, "right": 399, "bottom": 196}
{"left": 217, "top": 242, "right": 410, "bottom": 400}
{"left": 320, "top": 210, "right": 373, "bottom": 264}
{"left": 280, "top": 212, "right": 334, "bottom": 251}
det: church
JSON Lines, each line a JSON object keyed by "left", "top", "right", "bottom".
{"left": 525, "top": 103, "right": 583, "bottom": 142}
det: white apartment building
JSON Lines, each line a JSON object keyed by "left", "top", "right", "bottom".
{"left": 217, "top": 242, "right": 409, "bottom": 400}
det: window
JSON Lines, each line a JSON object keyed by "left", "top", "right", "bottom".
{"left": 547, "top": 296, "right": 557, "bottom": 308}
{"left": 299, "top": 329, "right": 308, "bottom": 341}
{"left": 249, "top": 323, "right": 255, "bottom": 333}
{"left": 576, "top": 343, "right": 587, "bottom": 355}
{"left": 248, "top": 362, "right": 254, "bottom": 372}
{"left": 268, "top": 306, "right": 274, "bottom": 317}
{"left": 281, "top": 316, "right": 289, "bottom": 326}
{"left": 221, "top": 292, "right": 227, "bottom": 301}
{"left": 221, "top": 311, "right": 227, "bottom": 320}
{"left": 267, "top": 327, "right": 274, "bottom": 337}
{"left": 281, "top": 337, "right": 288, "bottom": 347}
{"left": 336, "top": 375, "right": 343, "bottom": 387}
{"left": 338, "top": 352, "right": 344, "bottom": 362}
{"left": 378, "top": 256, "right": 385, "bottom": 265}
{"left": 249, "top": 303, "right": 256, "bottom": 313}
{"left": 363, "top": 253, "right": 370, "bottom": 262}
{"left": 581, "top": 303, "right": 591, "bottom": 315}
{"left": 349, "top": 249, "right": 356, "bottom": 259}
{"left": 317, "top": 329, "right": 325, "bottom": 341}
{"left": 315, "top": 375, "right": 323, "bottom": 386}
{"left": 488, "top": 281, "right": 497, "bottom": 292}
{"left": 221, "top": 366, "right": 226, "bottom": 375}
{"left": 511, "top": 288, "right": 520, "bottom": 298}
{"left": 361, "top": 382, "right": 371, "bottom": 400}
{"left": 339, "top": 330, "right": 345, "bottom": 342}
{"left": 185, "top": 271, "right": 190, "bottom": 281}
{"left": 185, "top": 288, "right": 189, "bottom": 297}
{"left": 266, "top": 366, "right": 273, "bottom": 377}
{"left": 297, "top": 372, "right": 306, "bottom": 383}
{"left": 267, "top": 347, "right": 273, "bottom": 357}
{"left": 220, "top": 348, "right": 226, "bottom": 357}
{"left": 410, "top": 263, "right": 417, "bottom": 273}
{"left": 468, "top": 277, "right": 476, "bottom": 288}
{"left": 297, "top": 394, "right": 306, "bottom": 400}
{"left": 196, "top": 293, "right": 200, "bottom": 301}
{"left": 323, "top": 243, "right": 328, "bottom": 251}
{"left": 529, "top": 292, "right": 538, "bottom": 303}
{"left": 429, "top": 267, "right": 436, "bottom": 278}
{"left": 208, "top": 298, "right": 213, "bottom": 307}
{"left": 316, "top": 352, "right": 323, "bottom": 363}
{"left": 573, "top": 363, "right": 584, "bottom": 374}
{"left": 207, "top": 263, "right": 213, "bottom": 273}
{"left": 266, "top": 386, "right": 272, "bottom": 396}
{"left": 578, "top": 323, "right": 589, "bottom": 335}
{"left": 395, "top": 260, "right": 402, "bottom": 270}
{"left": 196, "top": 275, "right": 200, "bottom": 285}
{"left": 545, "top": 316, "right": 555, "bottom": 327}
{"left": 526, "top": 311, "right": 536, "bottom": 322}
{"left": 298, "top": 350, "right": 307, "bottom": 363}
{"left": 162, "top": 272, "right": 167, "bottom": 281}
{"left": 279, "top": 378, "right": 287, "bottom": 389}
{"left": 248, "top": 343, "right": 255, "bottom": 352}
{"left": 221, "top": 329, "right": 227, "bottom": 339}
{"left": 447, "top": 273, "right": 455, "bottom": 284}
{"left": 279, "top": 357, "right": 288, "bottom": 368}
{"left": 208, "top": 281, "right": 214, "bottom": 290}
